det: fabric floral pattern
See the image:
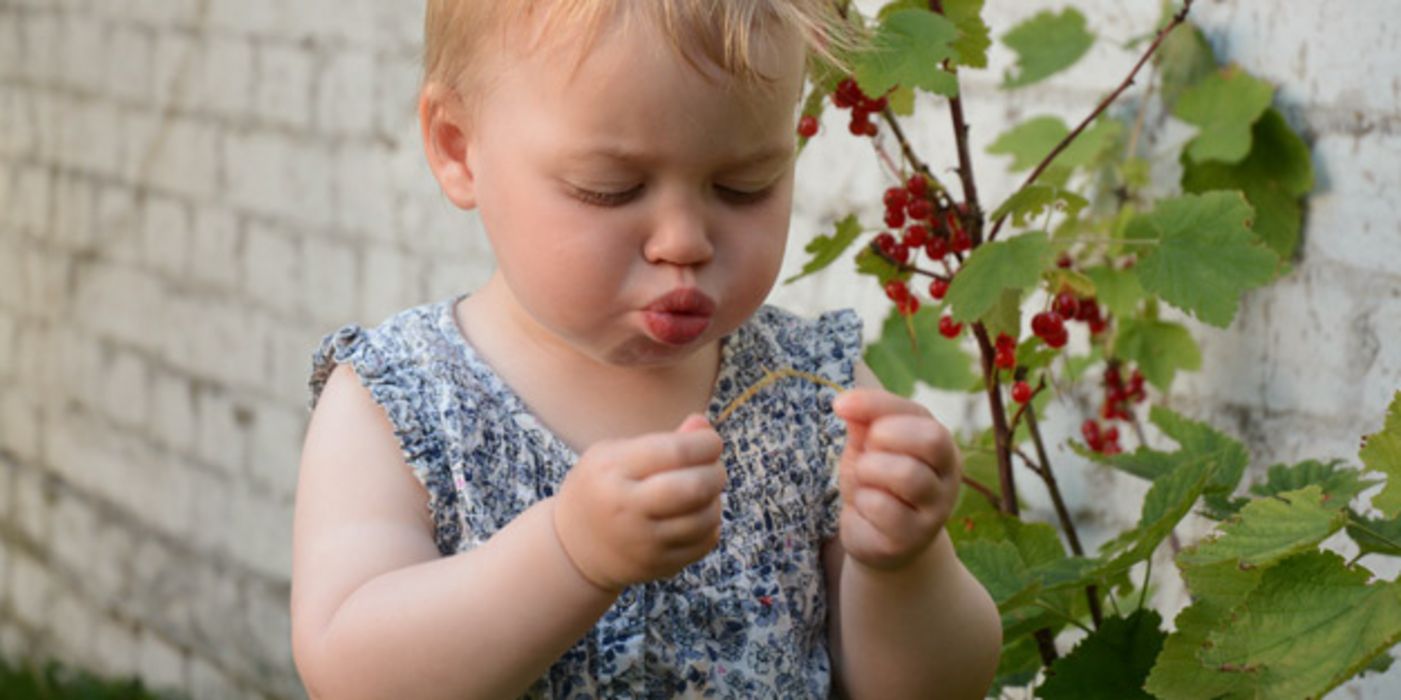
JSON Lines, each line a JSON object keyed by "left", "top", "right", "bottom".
{"left": 308, "top": 293, "right": 862, "bottom": 699}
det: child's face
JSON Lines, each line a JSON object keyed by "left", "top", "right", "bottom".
{"left": 458, "top": 15, "right": 807, "bottom": 369}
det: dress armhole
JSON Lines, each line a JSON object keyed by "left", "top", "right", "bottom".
{"left": 309, "top": 325, "right": 458, "bottom": 554}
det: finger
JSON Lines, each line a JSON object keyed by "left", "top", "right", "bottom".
{"left": 832, "top": 388, "right": 930, "bottom": 426}
{"left": 854, "top": 451, "right": 937, "bottom": 508}
{"left": 676, "top": 413, "right": 713, "bottom": 433}
{"left": 852, "top": 487, "right": 924, "bottom": 545}
{"left": 618, "top": 426, "right": 724, "bottom": 479}
{"left": 651, "top": 496, "right": 723, "bottom": 546}
{"left": 865, "top": 415, "right": 960, "bottom": 479}
{"left": 635, "top": 463, "right": 727, "bottom": 518}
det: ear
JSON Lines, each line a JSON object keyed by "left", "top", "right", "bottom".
{"left": 419, "top": 82, "right": 478, "bottom": 210}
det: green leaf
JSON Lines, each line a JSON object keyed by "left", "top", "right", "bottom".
{"left": 864, "top": 305, "right": 976, "bottom": 395}
{"left": 1145, "top": 560, "right": 1261, "bottom": 700}
{"left": 1130, "top": 191, "right": 1279, "bottom": 327}
{"left": 1114, "top": 318, "right": 1201, "bottom": 392}
{"left": 1173, "top": 65, "right": 1274, "bottom": 164}
{"left": 957, "top": 539, "right": 1039, "bottom": 610}
{"left": 785, "top": 214, "right": 862, "bottom": 284}
{"left": 1346, "top": 509, "right": 1401, "bottom": 558}
{"left": 1000, "top": 9, "right": 1094, "bottom": 89}
{"left": 855, "top": 9, "right": 959, "bottom": 98}
{"left": 1202, "top": 551, "right": 1401, "bottom": 699}
{"left": 1038, "top": 610, "right": 1166, "bottom": 700}
{"left": 1153, "top": 19, "right": 1217, "bottom": 110}
{"left": 1099, "top": 455, "right": 1215, "bottom": 575}
{"left": 1182, "top": 108, "right": 1314, "bottom": 260}
{"left": 1249, "top": 458, "right": 1373, "bottom": 507}
{"left": 1363, "top": 391, "right": 1401, "bottom": 518}
{"left": 1176, "top": 486, "right": 1346, "bottom": 572}
{"left": 1044, "top": 267, "right": 1096, "bottom": 298}
{"left": 980, "top": 288, "right": 1024, "bottom": 342}
{"left": 990, "top": 184, "right": 1088, "bottom": 229}
{"left": 943, "top": 0, "right": 990, "bottom": 68}
{"left": 854, "top": 242, "right": 907, "bottom": 286}
{"left": 1084, "top": 265, "right": 1143, "bottom": 320}
{"left": 991, "top": 635, "right": 1043, "bottom": 696}
{"left": 1151, "top": 405, "right": 1249, "bottom": 510}
{"left": 946, "top": 232, "right": 1052, "bottom": 323}
{"left": 988, "top": 116, "right": 1068, "bottom": 172}
{"left": 1056, "top": 117, "right": 1125, "bottom": 172}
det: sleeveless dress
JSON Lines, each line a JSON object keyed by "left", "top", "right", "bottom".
{"left": 307, "top": 292, "right": 863, "bottom": 699}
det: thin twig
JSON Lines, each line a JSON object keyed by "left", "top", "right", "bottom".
{"left": 962, "top": 475, "right": 1001, "bottom": 509}
{"left": 971, "top": 324, "right": 1017, "bottom": 515}
{"left": 987, "top": 0, "right": 1196, "bottom": 242}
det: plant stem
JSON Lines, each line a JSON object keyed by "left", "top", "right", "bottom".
{"left": 1344, "top": 515, "right": 1401, "bottom": 553}
{"left": 1025, "top": 405, "right": 1104, "bottom": 628}
{"left": 927, "top": 0, "right": 983, "bottom": 244}
{"left": 987, "top": 0, "right": 1196, "bottom": 242}
{"left": 962, "top": 475, "right": 1002, "bottom": 509}
{"left": 972, "top": 323, "right": 1018, "bottom": 516}
{"left": 1137, "top": 554, "right": 1153, "bottom": 612}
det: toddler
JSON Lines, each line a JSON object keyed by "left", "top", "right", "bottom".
{"left": 292, "top": 1, "right": 1001, "bottom": 698}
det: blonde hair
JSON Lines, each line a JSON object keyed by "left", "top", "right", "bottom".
{"left": 422, "top": 0, "right": 853, "bottom": 98}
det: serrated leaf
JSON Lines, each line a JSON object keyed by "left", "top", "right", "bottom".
{"left": 886, "top": 84, "right": 915, "bottom": 116}
{"left": 957, "top": 539, "right": 1038, "bottom": 610}
{"left": 1153, "top": 19, "right": 1217, "bottom": 109}
{"left": 1250, "top": 459, "right": 1373, "bottom": 506}
{"left": 1173, "top": 65, "right": 1274, "bottom": 163}
{"left": 1130, "top": 191, "right": 1279, "bottom": 327}
{"left": 947, "top": 232, "right": 1052, "bottom": 323}
{"left": 1151, "top": 405, "right": 1249, "bottom": 508}
{"left": 785, "top": 214, "right": 862, "bottom": 284}
{"left": 1177, "top": 485, "right": 1346, "bottom": 572}
{"left": 864, "top": 305, "right": 976, "bottom": 396}
{"left": 991, "top": 184, "right": 1088, "bottom": 229}
{"left": 1346, "top": 509, "right": 1401, "bottom": 558}
{"left": 943, "top": 0, "right": 990, "bottom": 68}
{"left": 1099, "top": 455, "right": 1215, "bottom": 575}
{"left": 1145, "top": 560, "right": 1261, "bottom": 700}
{"left": 1084, "top": 265, "right": 1143, "bottom": 320}
{"left": 1183, "top": 108, "right": 1314, "bottom": 259}
{"left": 1114, "top": 318, "right": 1201, "bottom": 392}
{"left": 1362, "top": 391, "right": 1401, "bottom": 518}
{"left": 1039, "top": 610, "right": 1166, "bottom": 700}
{"left": 981, "top": 288, "right": 1023, "bottom": 341}
{"left": 1202, "top": 551, "right": 1401, "bottom": 700}
{"left": 992, "top": 635, "right": 1043, "bottom": 696}
{"left": 988, "top": 116, "right": 1068, "bottom": 172}
{"left": 1057, "top": 117, "right": 1125, "bottom": 172}
{"left": 1044, "top": 268, "right": 1095, "bottom": 297}
{"left": 855, "top": 9, "right": 959, "bottom": 98}
{"left": 1000, "top": 8, "right": 1094, "bottom": 89}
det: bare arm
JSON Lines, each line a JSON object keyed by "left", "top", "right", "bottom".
{"left": 291, "top": 364, "right": 617, "bottom": 700}
{"left": 824, "top": 362, "right": 1002, "bottom": 699}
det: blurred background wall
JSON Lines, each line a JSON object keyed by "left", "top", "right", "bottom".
{"left": 0, "top": 1, "right": 1396, "bottom": 698}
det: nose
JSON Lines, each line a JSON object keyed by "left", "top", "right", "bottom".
{"left": 642, "top": 195, "right": 714, "bottom": 268}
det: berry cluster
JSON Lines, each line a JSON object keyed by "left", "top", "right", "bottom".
{"left": 1081, "top": 419, "right": 1122, "bottom": 455}
{"left": 879, "top": 173, "right": 974, "bottom": 318}
{"left": 1030, "top": 290, "right": 1109, "bottom": 352}
{"left": 994, "top": 333, "right": 1016, "bottom": 369}
{"left": 1080, "top": 364, "right": 1147, "bottom": 455}
{"left": 832, "top": 77, "right": 888, "bottom": 137}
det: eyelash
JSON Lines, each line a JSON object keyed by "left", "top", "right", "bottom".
{"left": 569, "top": 184, "right": 773, "bottom": 208}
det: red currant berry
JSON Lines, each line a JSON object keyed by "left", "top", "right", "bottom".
{"left": 835, "top": 78, "right": 861, "bottom": 107}
{"left": 1056, "top": 253, "right": 1073, "bottom": 269}
{"left": 859, "top": 95, "right": 888, "bottom": 113}
{"left": 874, "top": 232, "right": 898, "bottom": 258}
{"left": 996, "top": 333, "right": 1016, "bottom": 351}
{"left": 1011, "top": 381, "right": 1033, "bottom": 404}
{"left": 1042, "top": 324, "right": 1069, "bottom": 349}
{"left": 848, "top": 116, "right": 869, "bottom": 136}
{"left": 899, "top": 296, "right": 920, "bottom": 316}
{"left": 938, "top": 315, "right": 963, "bottom": 339}
{"left": 951, "top": 228, "right": 972, "bottom": 253}
{"left": 902, "top": 224, "right": 929, "bottom": 247}
{"left": 928, "top": 278, "right": 949, "bottom": 300}
{"left": 907, "top": 174, "right": 928, "bottom": 197}
{"left": 1081, "top": 419, "right": 1102, "bottom": 446}
{"left": 884, "top": 279, "right": 908, "bottom": 302}
{"left": 883, "top": 187, "right": 909, "bottom": 211}
{"left": 1102, "top": 438, "right": 1122, "bottom": 456}
{"left": 1104, "top": 425, "right": 1120, "bottom": 443}
{"left": 995, "top": 346, "right": 1016, "bottom": 370}
{"left": 1052, "top": 292, "right": 1079, "bottom": 319}
{"left": 885, "top": 209, "right": 906, "bottom": 229}
{"left": 862, "top": 120, "right": 878, "bottom": 137}
{"left": 907, "top": 198, "right": 932, "bottom": 221}
{"left": 1031, "top": 311, "right": 1055, "bottom": 338}
{"left": 891, "top": 242, "right": 910, "bottom": 265}
{"left": 925, "top": 235, "right": 949, "bottom": 260}
{"left": 796, "top": 114, "right": 819, "bottom": 139}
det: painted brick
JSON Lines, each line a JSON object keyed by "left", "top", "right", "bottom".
{"left": 331, "top": 142, "right": 398, "bottom": 241}
{"left": 105, "top": 25, "right": 154, "bottom": 104}
{"left": 302, "top": 235, "right": 359, "bottom": 327}
{"left": 226, "top": 482, "right": 293, "bottom": 579}
{"left": 190, "top": 205, "right": 243, "bottom": 291}
{"left": 253, "top": 42, "right": 315, "bottom": 130}
{"left": 315, "top": 49, "right": 376, "bottom": 136}
{"left": 138, "top": 630, "right": 189, "bottom": 692}
{"left": 247, "top": 400, "right": 306, "bottom": 503}
{"left": 146, "top": 117, "right": 219, "bottom": 200}
{"left": 58, "top": 14, "right": 106, "bottom": 94}
{"left": 198, "top": 35, "right": 255, "bottom": 119}
{"left": 150, "top": 369, "right": 197, "bottom": 455}
{"left": 242, "top": 221, "right": 303, "bottom": 314}
{"left": 193, "top": 386, "right": 250, "bottom": 478}
{"left": 141, "top": 193, "right": 191, "bottom": 278}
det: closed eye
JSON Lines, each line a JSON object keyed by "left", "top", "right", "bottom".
{"left": 570, "top": 185, "right": 643, "bottom": 207}
{"left": 715, "top": 185, "right": 774, "bottom": 205}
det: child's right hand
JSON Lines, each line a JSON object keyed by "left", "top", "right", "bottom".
{"left": 552, "top": 414, "right": 726, "bottom": 593}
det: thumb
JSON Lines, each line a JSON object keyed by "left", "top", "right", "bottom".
{"left": 676, "top": 413, "right": 713, "bottom": 433}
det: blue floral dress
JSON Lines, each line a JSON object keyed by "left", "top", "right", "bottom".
{"left": 307, "top": 293, "right": 862, "bottom": 699}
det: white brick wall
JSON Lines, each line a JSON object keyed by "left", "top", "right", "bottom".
{"left": 0, "top": 2, "right": 1396, "bottom": 699}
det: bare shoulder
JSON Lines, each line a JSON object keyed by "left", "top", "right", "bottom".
{"left": 292, "top": 362, "right": 440, "bottom": 650}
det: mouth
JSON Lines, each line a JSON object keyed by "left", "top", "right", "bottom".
{"left": 642, "top": 288, "right": 716, "bottom": 345}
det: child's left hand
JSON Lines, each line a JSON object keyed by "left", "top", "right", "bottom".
{"left": 831, "top": 388, "right": 961, "bottom": 571}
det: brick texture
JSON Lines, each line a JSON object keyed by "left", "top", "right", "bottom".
{"left": 0, "top": 1, "right": 1398, "bottom": 698}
